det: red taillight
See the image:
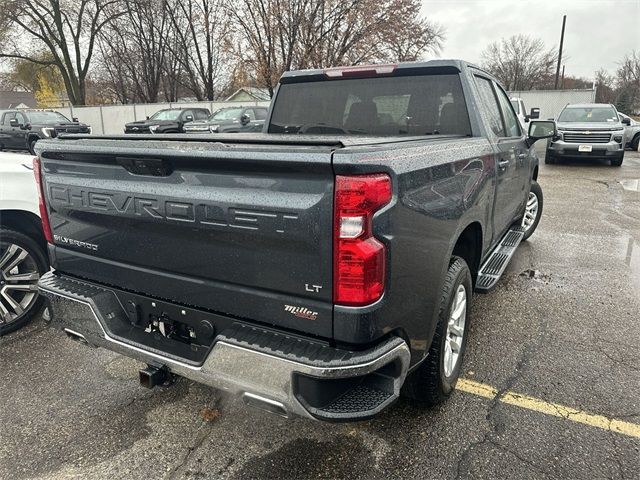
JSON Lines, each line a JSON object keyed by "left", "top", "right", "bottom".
{"left": 334, "top": 174, "right": 392, "bottom": 306}
{"left": 32, "top": 157, "right": 53, "bottom": 244}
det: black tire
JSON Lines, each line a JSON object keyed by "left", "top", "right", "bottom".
{"left": 544, "top": 149, "right": 556, "bottom": 164}
{"left": 611, "top": 153, "right": 624, "bottom": 167}
{"left": 631, "top": 135, "right": 640, "bottom": 152}
{"left": 0, "top": 228, "right": 48, "bottom": 336}
{"left": 402, "top": 256, "right": 472, "bottom": 406}
{"left": 521, "top": 180, "right": 543, "bottom": 241}
{"left": 28, "top": 137, "right": 38, "bottom": 156}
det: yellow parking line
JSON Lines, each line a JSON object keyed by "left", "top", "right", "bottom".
{"left": 457, "top": 378, "right": 640, "bottom": 439}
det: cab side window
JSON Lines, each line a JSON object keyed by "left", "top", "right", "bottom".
{"left": 244, "top": 109, "right": 256, "bottom": 121}
{"left": 3, "top": 112, "right": 16, "bottom": 125}
{"left": 495, "top": 85, "right": 522, "bottom": 137}
{"left": 254, "top": 108, "right": 267, "bottom": 120}
{"left": 15, "top": 112, "right": 26, "bottom": 125}
{"left": 474, "top": 76, "right": 506, "bottom": 137}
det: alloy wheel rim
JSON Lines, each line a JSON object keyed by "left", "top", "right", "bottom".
{"left": 522, "top": 192, "right": 539, "bottom": 232}
{"left": 444, "top": 284, "right": 467, "bottom": 377}
{"left": 0, "top": 243, "right": 40, "bottom": 325}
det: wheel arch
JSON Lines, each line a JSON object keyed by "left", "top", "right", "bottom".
{"left": 0, "top": 210, "right": 48, "bottom": 258}
{"left": 451, "top": 221, "right": 483, "bottom": 286}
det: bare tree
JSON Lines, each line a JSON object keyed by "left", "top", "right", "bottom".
{"left": 164, "top": 0, "right": 231, "bottom": 101}
{"left": 228, "top": 0, "right": 445, "bottom": 96}
{"left": 481, "top": 35, "right": 558, "bottom": 91}
{"left": 594, "top": 68, "right": 616, "bottom": 103}
{"left": 0, "top": 0, "right": 124, "bottom": 105}
{"left": 98, "top": 0, "right": 172, "bottom": 103}
{"left": 615, "top": 50, "right": 640, "bottom": 113}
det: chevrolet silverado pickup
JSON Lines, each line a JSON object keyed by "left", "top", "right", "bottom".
{"left": 0, "top": 109, "right": 91, "bottom": 155}
{"left": 35, "top": 60, "right": 555, "bottom": 421}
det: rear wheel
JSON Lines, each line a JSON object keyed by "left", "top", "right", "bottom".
{"left": 402, "top": 256, "right": 472, "bottom": 406}
{"left": 631, "top": 134, "right": 640, "bottom": 152}
{"left": 0, "top": 228, "right": 48, "bottom": 336}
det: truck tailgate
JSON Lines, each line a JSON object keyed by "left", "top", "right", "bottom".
{"left": 39, "top": 138, "right": 336, "bottom": 338}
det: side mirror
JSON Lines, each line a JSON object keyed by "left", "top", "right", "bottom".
{"left": 527, "top": 120, "right": 556, "bottom": 147}
{"left": 621, "top": 117, "right": 631, "bottom": 126}
{"left": 22, "top": 123, "right": 31, "bottom": 130}
{"left": 524, "top": 115, "right": 530, "bottom": 123}
{"left": 240, "top": 114, "right": 250, "bottom": 125}
{"left": 185, "top": 115, "right": 194, "bottom": 122}
{"left": 72, "top": 117, "right": 79, "bottom": 122}
{"left": 9, "top": 118, "right": 19, "bottom": 128}
{"left": 529, "top": 108, "right": 540, "bottom": 120}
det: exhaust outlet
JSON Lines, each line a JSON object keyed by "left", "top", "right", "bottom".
{"left": 63, "top": 328, "right": 93, "bottom": 347}
{"left": 242, "top": 392, "right": 288, "bottom": 418}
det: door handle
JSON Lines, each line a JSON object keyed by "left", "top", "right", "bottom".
{"left": 498, "top": 159, "right": 510, "bottom": 169}
{"left": 517, "top": 153, "right": 527, "bottom": 159}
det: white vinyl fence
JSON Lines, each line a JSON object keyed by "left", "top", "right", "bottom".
{"left": 507, "top": 89, "right": 596, "bottom": 121}
{"left": 58, "top": 89, "right": 596, "bottom": 135}
{"left": 58, "top": 100, "right": 271, "bottom": 135}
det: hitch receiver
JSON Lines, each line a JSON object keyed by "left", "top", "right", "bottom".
{"left": 139, "top": 364, "right": 172, "bottom": 389}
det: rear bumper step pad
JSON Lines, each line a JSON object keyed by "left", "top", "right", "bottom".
{"left": 38, "top": 272, "right": 410, "bottom": 421}
{"left": 475, "top": 226, "right": 525, "bottom": 292}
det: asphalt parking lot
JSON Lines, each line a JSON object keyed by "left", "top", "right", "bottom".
{"left": 1, "top": 149, "right": 639, "bottom": 480}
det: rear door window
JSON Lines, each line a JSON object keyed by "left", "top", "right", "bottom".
{"left": 494, "top": 85, "right": 522, "bottom": 137}
{"left": 474, "top": 76, "right": 506, "bottom": 137}
{"left": 269, "top": 73, "right": 471, "bottom": 136}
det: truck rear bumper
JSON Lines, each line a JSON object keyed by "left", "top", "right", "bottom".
{"left": 39, "top": 272, "right": 410, "bottom": 421}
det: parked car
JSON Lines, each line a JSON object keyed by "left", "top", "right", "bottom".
{"left": 546, "top": 103, "right": 626, "bottom": 166}
{"left": 183, "top": 106, "right": 269, "bottom": 133}
{"left": 35, "top": 60, "right": 554, "bottom": 421}
{"left": 0, "top": 109, "right": 91, "bottom": 155}
{"left": 124, "top": 108, "right": 210, "bottom": 134}
{"left": 0, "top": 152, "right": 49, "bottom": 335}
{"left": 618, "top": 112, "right": 640, "bottom": 150}
{"left": 510, "top": 97, "right": 540, "bottom": 130}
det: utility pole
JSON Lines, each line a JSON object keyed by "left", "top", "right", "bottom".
{"left": 554, "top": 15, "right": 567, "bottom": 89}
{"left": 561, "top": 65, "right": 565, "bottom": 89}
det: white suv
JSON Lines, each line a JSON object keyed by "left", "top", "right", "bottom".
{"left": 0, "top": 152, "right": 49, "bottom": 335}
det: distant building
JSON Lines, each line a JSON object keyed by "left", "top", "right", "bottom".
{"left": 225, "top": 87, "right": 271, "bottom": 102}
{"left": 0, "top": 91, "right": 36, "bottom": 109}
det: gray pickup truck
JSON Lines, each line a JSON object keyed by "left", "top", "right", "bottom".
{"left": 34, "top": 60, "right": 555, "bottom": 422}
{"left": 546, "top": 103, "right": 627, "bottom": 166}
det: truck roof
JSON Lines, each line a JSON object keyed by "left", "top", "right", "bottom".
{"left": 280, "top": 59, "right": 485, "bottom": 83}
{"left": 564, "top": 103, "right": 614, "bottom": 109}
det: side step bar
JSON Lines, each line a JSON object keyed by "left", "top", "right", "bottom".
{"left": 475, "top": 226, "right": 525, "bottom": 292}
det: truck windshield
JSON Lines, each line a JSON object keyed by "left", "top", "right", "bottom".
{"left": 28, "top": 111, "right": 70, "bottom": 123}
{"left": 210, "top": 108, "right": 243, "bottom": 121}
{"left": 269, "top": 73, "right": 471, "bottom": 136}
{"left": 558, "top": 107, "right": 618, "bottom": 123}
{"left": 151, "top": 109, "right": 183, "bottom": 121}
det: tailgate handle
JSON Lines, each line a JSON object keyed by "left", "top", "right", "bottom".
{"left": 117, "top": 157, "right": 173, "bottom": 176}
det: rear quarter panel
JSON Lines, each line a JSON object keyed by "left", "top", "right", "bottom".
{"left": 332, "top": 137, "right": 495, "bottom": 365}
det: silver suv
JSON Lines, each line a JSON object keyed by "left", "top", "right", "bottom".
{"left": 546, "top": 103, "right": 626, "bottom": 166}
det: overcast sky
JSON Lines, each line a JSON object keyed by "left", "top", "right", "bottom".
{"left": 422, "top": 0, "right": 640, "bottom": 80}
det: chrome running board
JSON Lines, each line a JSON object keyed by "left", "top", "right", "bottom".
{"left": 475, "top": 226, "right": 525, "bottom": 292}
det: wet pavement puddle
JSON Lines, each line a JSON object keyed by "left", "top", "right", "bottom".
{"left": 619, "top": 179, "right": 640, "bottom": 191}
